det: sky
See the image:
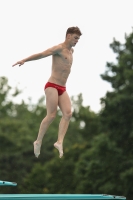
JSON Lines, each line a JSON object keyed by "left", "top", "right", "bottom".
{"left": 0, "top": 0, "right": 133, "bottom": 113}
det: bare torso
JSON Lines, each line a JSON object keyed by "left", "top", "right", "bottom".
{"left": 48, "top": 44, "right": 73, "bottom": 86}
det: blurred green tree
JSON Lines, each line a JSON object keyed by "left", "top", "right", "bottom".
{"left": 100, "top": 31, "right": 133, "bottom": 199}
{"left": 0, "top": 76, "right": 100, "bottom": 194}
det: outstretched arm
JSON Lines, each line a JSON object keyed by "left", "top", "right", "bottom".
{"left": 12, "top": 44, "right": 62, "bottom": 67}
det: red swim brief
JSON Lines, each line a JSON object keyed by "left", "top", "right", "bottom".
{"left": 44, "top": 82, "right": 66, "bottom": 96}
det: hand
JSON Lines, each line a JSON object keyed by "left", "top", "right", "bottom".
{"left": 12, "top": 60, "right": 25, "bottom": 67}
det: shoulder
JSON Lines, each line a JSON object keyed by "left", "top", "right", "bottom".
{"left": 54, "top": 43, "right": 63, "bottom": 51}
{"left": 50, "top": 43, "right": 63, "bottom": 54}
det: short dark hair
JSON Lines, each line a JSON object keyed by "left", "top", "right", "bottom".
{"left": 66, "top": 26, "right": 82, "bottom": 37}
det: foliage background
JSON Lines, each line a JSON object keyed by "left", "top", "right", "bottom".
{"left": 1, "top": 31, "right": 133, "bottom": 200}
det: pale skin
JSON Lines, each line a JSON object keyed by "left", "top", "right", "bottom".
{"left": 12, "top": 33, "right": 80, "bottom": 158}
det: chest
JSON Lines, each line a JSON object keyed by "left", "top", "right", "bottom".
{"left": 61, "top": 49, "right": 73, "bottom": 63}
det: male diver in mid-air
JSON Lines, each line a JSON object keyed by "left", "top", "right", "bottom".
{"left": 12, "top": 26, "right": 82, "bottom": 158}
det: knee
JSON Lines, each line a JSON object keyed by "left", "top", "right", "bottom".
{"left": 46, "top": 113, "right": 56, "bottom": 123}
{"left": 63, "top": 111, "right": 72, "bottom": 120}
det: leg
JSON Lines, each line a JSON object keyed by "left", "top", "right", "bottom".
{"left": 54, "top": 91, "right": 72, "bottom": 158}
{"left": 34, "top": 87, "right": 58, "bottom": 158}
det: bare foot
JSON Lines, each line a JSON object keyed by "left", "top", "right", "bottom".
{"left": 33, "top": 141, "right": 41, "bottom": 158}
{"left": 54, "top": 142, "right": 63, "bottom": 158}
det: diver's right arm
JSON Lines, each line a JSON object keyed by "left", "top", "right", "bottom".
{"left": 12, "top": 44, "right": 62, "bottom": 67}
